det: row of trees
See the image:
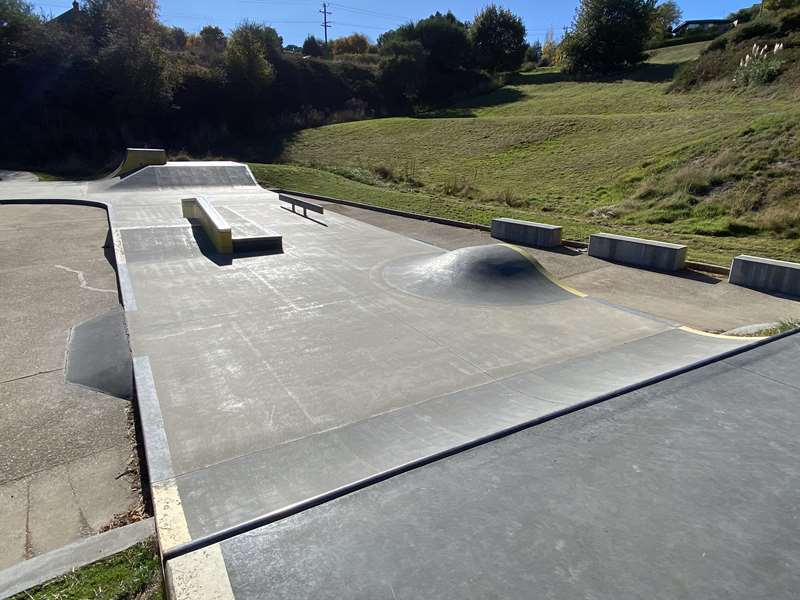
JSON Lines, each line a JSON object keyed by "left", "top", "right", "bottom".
{"left": 0, "top": 0, "right": 531, "bottom": 168}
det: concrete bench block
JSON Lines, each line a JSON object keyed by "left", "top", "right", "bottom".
{"left": 589, "top": 233, "right": 687, "bottom": 272}
{"left": 181, "top": 197, "right": 233, "bottom": 254}
{"left": 729, "top": 255, "right": 800, "bottom": 297}
{"left": 491, "top": 218, "right": 562, "bottom": 248}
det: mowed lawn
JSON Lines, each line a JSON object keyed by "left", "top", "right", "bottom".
{"left": 251, "top": 42, "right": 800, "bottom": 265}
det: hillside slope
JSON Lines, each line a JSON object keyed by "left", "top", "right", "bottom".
{"left": 251, "top": 42, "right": 800, "bottom": 265}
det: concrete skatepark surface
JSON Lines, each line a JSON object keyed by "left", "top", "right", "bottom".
{"left": 0, "top": 204, "right": 139, "bottom": 571}
{"left": 1, "top": 163, "right": 798, "bottom": 598}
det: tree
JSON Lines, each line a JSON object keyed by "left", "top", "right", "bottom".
{"left": 379, "top": 39, "right": 427, "bottom": 102}
{"left": 302, "top": 35, "right": 324, "bottom": 57}
{"left": 540, "top": 27, "right": 558, "bottom": 66}
{"left": 330, "top": 33, "right": 369, "bottom": 56}
{"left": 650, "top": 0, "right": 682, "bottom": 43}
{"left": 225, "top": 22, "right": 278, "bottom": 100}
{"left": 199, "top": 25, "right": 226, "bottom": 53}
{"left": 469, "top": 4, "right": 527, "bottom": 72}
{"left": 561, "top": 0, "right": 655, "bottom": 75}
{"left": 525, "top": 41, "right": 542, "bottom": 65}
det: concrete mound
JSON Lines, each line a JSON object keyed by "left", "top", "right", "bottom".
{"left": 382, "top": 244, "right": 575, "bottom": 305}
{"left": 108, "top": 161, "right": 257, "bottom": 190}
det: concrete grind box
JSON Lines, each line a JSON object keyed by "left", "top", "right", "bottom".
{"left": 491, "top": 218, "right": 562, "bottom": 248}
{"left": 729, "top": 255, "right": 800, "bottom": 297}
{"left": 589, "top": 233, "right": 687, "bottom": 272}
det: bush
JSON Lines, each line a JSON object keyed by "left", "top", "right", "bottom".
{"left": 705, "top": 36, "right": 729, "bottom": 53}
{"left": 561, "top": 0, "right": 653, "bottom": 75}
{"left": 731, "top": 20, "right": 780, "bottom": 44}
{"left": 733, "top": 43, "right": 785, "bottom": 86}
{"left": 330, "top": 33, "right": 369, "bottom": 56}
{"left": 779, "top": 9, "right": 800, "bottom": 34}
{"left": 302, "top": 35, "right": 325, "bottom": 57}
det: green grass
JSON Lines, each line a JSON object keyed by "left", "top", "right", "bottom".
{"left": 12, "top": 539, "right": 163, "bottom": 600}
{"left": 254, "top": 42, "right": 800, "bottom": 266}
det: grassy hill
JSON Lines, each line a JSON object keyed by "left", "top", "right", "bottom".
{"left": 250, "top": 41, "right": 800, "bottom": 265}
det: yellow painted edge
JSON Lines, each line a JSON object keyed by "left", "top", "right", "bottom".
{"left": 154, "top": 480, "right": 235, "bottom": 600}
{"left": 166, "top": 546, "right": 235, "bottom": 600}
{"left": 678, "top": 325, "right": 766, "bottom": 341}
{"left": 152, "top": 480, "right": 192, "bottom": 551}
{"left": 499, "top": 243, "right": 588, "bottom": 298}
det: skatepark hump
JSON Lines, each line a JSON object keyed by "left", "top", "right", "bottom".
{"left": 382, "top": 244, "right": 576, "bottom": 305}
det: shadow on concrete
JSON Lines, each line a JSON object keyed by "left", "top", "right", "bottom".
{"left": 190, "top": 225, "right": 233, "bottom": 266}
{"left": 190, "top": 224, "right": 285, "bottom": 265}
{"left": 280, "top": 205, "right": 328, "bottom": 227}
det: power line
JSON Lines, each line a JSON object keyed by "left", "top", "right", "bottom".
{"left": 327, "top": 3, "right": 409, "bottom": 21}
{"left": 320, "top": 2, "right": 332, "bottom": 44}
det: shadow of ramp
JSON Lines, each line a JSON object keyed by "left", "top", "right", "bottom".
{"left": 66, "top": 307, "right": 132, "bottom": 400}
{"left": 382, "top": 244, "right": 577, "bottom": 306}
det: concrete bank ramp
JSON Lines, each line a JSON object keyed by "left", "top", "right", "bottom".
{"left": 103, "top": 161, "right": 257, "bottom": 191}
{"left": 382, "top": 244, "right": 575, "bottom": 305}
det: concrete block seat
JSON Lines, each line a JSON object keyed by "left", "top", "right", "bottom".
{"left": 491, "top": 218, "right": 562, "bottom": 248}
{"left": 589, "top": 232, "right": 687, "bottom": 272}
{"left": 729, "top": 255, "right": 800, "bottom": 297}
{"left": 182, "top": 197, "right": 282, "bottom": 255}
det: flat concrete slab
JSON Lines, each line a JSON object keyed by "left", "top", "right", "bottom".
{"left": 184, "top": 332, "right": 800, "bottom": 600}
{"left": 0, "top": 204, "right": 138, "bottom": 571}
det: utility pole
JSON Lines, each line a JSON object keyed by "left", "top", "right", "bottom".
{"left": 320, "top": 2, "right": 332, "bottom": 44}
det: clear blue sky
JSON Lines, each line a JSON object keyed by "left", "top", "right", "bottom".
{"left": 35, "top": 0, "right": 752, "bottom": 46}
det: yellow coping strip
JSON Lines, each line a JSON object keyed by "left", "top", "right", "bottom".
{"left": 499, "top": 243, "right": 588, "bottom": 298}
{"left": 678, "top": 325, "right": 766, "bottom": 342}
{"left": 153, "top": 480, "right": 235, "bottom": 600}
{"left": 167, "top": 546, "right": 235, "bottom": 600}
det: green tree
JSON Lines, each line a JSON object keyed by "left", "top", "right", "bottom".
{"left": 650, "top": 0, "right": 682, "bottom": 43}
{"left": 525, "top": 41, "right": 542, "bottom": 65}
{"left": 469, "top": 4, "right": 527, "bottom": 71}
{"left": 561, "top": 0, "right": 655, "bottom": 75}
{"left": 379, "top": 40, "right": 427, "bottom": 102}
{"left": 302, "top": 35, "right": 324, "bottom": 57}
{"left": 225, "top": 22, "right": 279, "bottom": 96}
{"left": 199, "top": 25, "right": 226, "bottom": 53}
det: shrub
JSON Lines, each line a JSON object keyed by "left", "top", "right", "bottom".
{"left": 705, "top": 36, "right": 729, "bottom": 53}
{"left": 731, "top": 20, "right": 780, "bottom": 44}
{"left": 302, "top": 35, "right": 325, "bottom": 57}
{"left": 779, "top": 9, "right": 800, "bottom": 34}
{"left": 733, "top": 43, "right": 785, "bottom": 86}
{"left": 330, "top": 33, "right": 369, "bottom": 56}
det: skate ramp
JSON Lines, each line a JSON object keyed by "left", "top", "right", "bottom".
{"left": 107, "top": 161, "right": 257, "bottom": 190}
{"left": 382, "top": 244, "right": 576, "bottom": 305}
{"left": 109, "top": 148, "right": 167, "bottom": 178}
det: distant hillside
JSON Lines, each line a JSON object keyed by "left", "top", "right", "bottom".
{"left": 251, "top": 35, "right": 800, "bottom": 265}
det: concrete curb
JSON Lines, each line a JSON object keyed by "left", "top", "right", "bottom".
{"left": 0, "top": 518, "right": 155, "bottom": 599}
{"left": 266, "top": 189, "right": 731, "bottom": 274}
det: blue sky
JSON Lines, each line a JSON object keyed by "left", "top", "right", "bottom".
{"left": 36, "top": 0, "right": 751, "bottom": 45}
